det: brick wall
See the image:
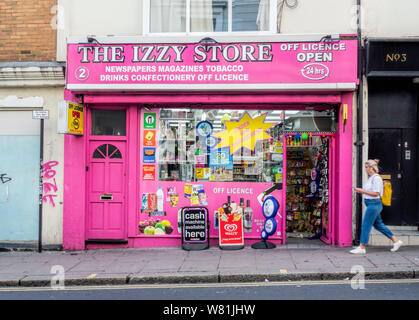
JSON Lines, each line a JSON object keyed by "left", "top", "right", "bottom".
{"left": 0, "top": 0, "right": 57, "bottom": 62}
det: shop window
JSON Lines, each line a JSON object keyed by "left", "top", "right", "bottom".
{"left": 157, "top": 108, "right": 335, "bottom": 183}
{"left": 145, "top": 0, "right": 280, "bottom": 33}
{"left": 284, "top": 110, "right": 337, "bottom": 132}
{"left": 91, "top": 110, "right": 126, "bottom": 136}
{"left": 93, "top": 144, "right": 107, "bottom": 158}
{"left": 158, "top": 108, "right": 284, "bottom": 182}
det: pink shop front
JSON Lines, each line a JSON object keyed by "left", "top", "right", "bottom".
{"left": 63, "top": 37, "right": 358, "bottom": 250}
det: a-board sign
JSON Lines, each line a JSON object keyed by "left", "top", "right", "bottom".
{"left": 181, "top": 207, "right": 209, "bottom": 251}
{"left": 219, "top": 211, "right": 244, "bottom": 249}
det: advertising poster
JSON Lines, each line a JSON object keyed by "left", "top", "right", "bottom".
{"left": 143, "top": 147, "right": 156, "bottom": 163}
{"left": 142, "top": 165, "right": 155, "bottom": 181}
{"left": 67, "top": 102, "right": 84, "bottom": 135}
{"left": 143, "top": 130, "right": 156, "bottom": 147}
{"left": 182, "top": 208, "right": 208, "bottom": 243}
{"left": 209, "top": 148, "right": 233, "bottom": 168}
{"left": 218, "top": 208, "right": 244, "bottom": 247}
{"left": 144, "top": 113, "right": 156, "bottom": 129}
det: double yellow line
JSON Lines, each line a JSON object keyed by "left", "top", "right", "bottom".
{"left": 0, "top": 278, "right": 418, "bottom": 292}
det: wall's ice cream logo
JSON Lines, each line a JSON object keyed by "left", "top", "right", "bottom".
{"left": 224, "top": 224, "right": 238, "bottom": 232}
{"left": 211, "top": 112, "right": 275, "bottom": 155}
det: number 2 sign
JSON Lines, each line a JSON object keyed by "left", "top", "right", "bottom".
{"left": 75, "top": 66, "right": 89, "bottom": 81}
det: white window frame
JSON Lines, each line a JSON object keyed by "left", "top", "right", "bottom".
{"left": 142, "top": 0, "right": 277, "bottom": 36}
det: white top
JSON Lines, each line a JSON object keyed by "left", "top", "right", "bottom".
{"left": 362, "top": 174, "right": 383, "bottom": 199}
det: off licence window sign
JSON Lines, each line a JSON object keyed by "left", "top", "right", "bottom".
{"left": 182, "top": 208, "right": 207, "bottom": 243}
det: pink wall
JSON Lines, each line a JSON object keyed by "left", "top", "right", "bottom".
{"left": 63, "top": 91, "right": 355, "bottom": 250}
{"left": 63, "top": 90, "right": 86, "bottom": 250}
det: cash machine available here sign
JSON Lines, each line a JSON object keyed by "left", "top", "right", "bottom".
{"left": 66, "top": 40, "right": 357, "bottom": 91}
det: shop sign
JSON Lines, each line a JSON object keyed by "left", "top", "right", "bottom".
{"left": 219, "top": 211, "right": 244, "bottom": 247}
{"left": 366, "top": 40, "right": 419, "bottom": 77}
{"left": 57, "top": 101, "right": 84, "bottom": 135}
{"left": 209, "top": 148, "right": 233, "bottom": 168}
{"left": 212, "top": 112, "right": 275, "bottom": 155}
{"left": 144, "top": 113, "right": 156, "bottom": 129}
{"left": 143, "top": 130, "right": 156, "bottom": 147}
{"left": 143, "top": 147, "right": 156, "bottom": 163}
{"left": 66, "top": 40, "right": 358, "bottom": 91}
{"left": 181, "top": 207, "right": 209, "bottom": 251}
{"left": 142, "top": 165, "right": 155, "bottom": 181}
{"left": 32, "top": 110, "right": 49, "bottom": 120}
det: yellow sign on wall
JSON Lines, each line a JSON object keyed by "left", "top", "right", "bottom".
{"left": 68, "top": 102, "right": 84, "bottom": 135}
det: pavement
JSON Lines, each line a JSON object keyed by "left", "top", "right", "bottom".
{"left": 0, "top": 239, "right": 418, "bottom": 288}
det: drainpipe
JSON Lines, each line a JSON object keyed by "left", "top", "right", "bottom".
{"left": 38, "top": 118, "right": 44, "bottom": 253}
{"left": 354, "top": 0, "right": 364, "bottom": 245}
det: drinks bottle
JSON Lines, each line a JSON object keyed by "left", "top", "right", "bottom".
{"left": 244, "top": 200, "right": 253, "bottom": 233}
{"left": 157, "top": 186, "right": 164, "bottom": 212}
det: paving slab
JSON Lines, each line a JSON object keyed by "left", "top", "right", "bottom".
{"left": 0, "top": 245, "right": 418, "bottom": 287}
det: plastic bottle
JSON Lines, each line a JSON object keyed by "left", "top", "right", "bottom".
{"left": 157, "top": 186, "right": 164, "bottom": 212}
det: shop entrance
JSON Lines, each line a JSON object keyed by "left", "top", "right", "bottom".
{"left": 285, "top": 134, "right": 334, "bottom": 244}
{"left": 86, "top": 108, "right": 128, "bottom": 242}
{"left": 86, "top": 141, "right": 127, "bottom": 240}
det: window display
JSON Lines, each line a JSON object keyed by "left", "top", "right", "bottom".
{"left": 158, "top": 108, "right": 286, "bottom": 183}
{"left": 157, "top": 108, "right": 335, "bottom": 183}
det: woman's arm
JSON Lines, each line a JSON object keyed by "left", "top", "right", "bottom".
{"left": 353, "top": 187, "right": 380, "bottom": 197}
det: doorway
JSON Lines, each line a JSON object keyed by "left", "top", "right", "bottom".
{"left": 368, "top": 78, "right": 418, "bottom": 226}
{"left": 285, "top": 134, "right": 334, "bottom": 245}
{"left": 369, "top": 128, "right": 417, "bottom": 225}
{"left": 86, "top": 108, "right": 128, "bottom": 241}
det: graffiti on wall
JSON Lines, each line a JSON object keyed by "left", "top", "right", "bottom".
{"left": 0, "top": 173, "right": 12, "bottom": 202}
{"left": 0, "top": 174, "right": 12, "bottom": 184}
{"left": 42, "top": 161, "right": 59, "bottom": 207}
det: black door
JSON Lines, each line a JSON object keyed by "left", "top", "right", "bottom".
{"left": 369, "top": 128, "right": 417, "bottom": 225}
{"left": 369, "top": 129, "right": 402, "bottom": 225}
{"left": 368, "top": 78, "right": 418, "bottom": 226}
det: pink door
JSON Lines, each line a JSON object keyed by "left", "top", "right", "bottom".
{"left": 87, "top": 142, "right": 126, "bottom": 240}
{"left": 320, "top": 137, "right": 335, "bottom": 245}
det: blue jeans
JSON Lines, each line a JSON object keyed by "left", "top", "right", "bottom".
{"left": 360, "top": 199, "right": 394, "bottom": 245}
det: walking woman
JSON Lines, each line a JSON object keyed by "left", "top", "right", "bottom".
{"left": 351, "top": 159, "right": 403, "bottom": 254}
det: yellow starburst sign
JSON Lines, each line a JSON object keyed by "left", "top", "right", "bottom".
{"left": 212, "top": 112, "right": 275, "bottom": 155}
